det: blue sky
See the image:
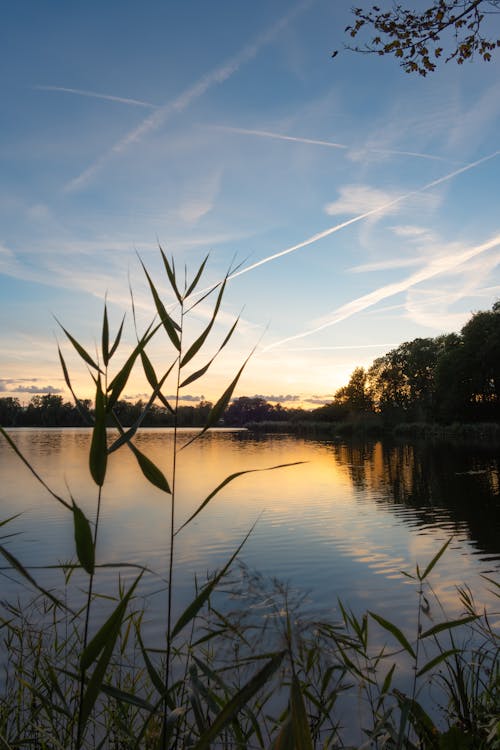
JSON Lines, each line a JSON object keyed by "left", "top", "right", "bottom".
{"left": 2, "top": 0, "right": 500, "bottom": 407}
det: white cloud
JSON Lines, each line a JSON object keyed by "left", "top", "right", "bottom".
{"left": 325, "top": 185, "right": 401, "bottom": 217}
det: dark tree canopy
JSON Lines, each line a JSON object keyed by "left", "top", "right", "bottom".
{"left": 344, "top": 1, "right": 500, "bottom": 75}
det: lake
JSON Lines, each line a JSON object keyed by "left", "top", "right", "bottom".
{"left": 1, "top": 427, "right": 499, "bottom": 640}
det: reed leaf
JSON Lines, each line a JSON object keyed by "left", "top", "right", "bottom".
{"left": 171, "top": 524, "right": 255, "bottom": 638}
{"left": 136, "top": 627, "right": 166, "bottom": 697}
{"left": 185, "top": 253, "right": 209, "bottom": 297}
{"left": 182, "top": 348, "right": 255, "bottom": 449}
{"left": 160, "top": 247, "right": 182, "bottom": 304}
{"left": 190, "top": 651, "right": 286, "bottom": 750}
{"left": 128, "top": 441, "right": 171, "bottom": 494}
{"left": 109, "top": 313, "right": 126, "bottom": 360}
{"left": 58, "top": 346, "right": 92, "bottom": 425}
{"left": 368, "top": 612, "right": 416, "bottom": 659}
{"left": 180, "top": 314, "right": 240, "bottom": 388}
{"left": 106, "top": 324, "right": 156, "bottom": 411}
{"left": 0, "top": 544, "right": 69, "bottom": 612}
{"left": 419, "top": 537, "right": 452, "bottom": 581}
{"left": 80, "top": 573, "right": 142, "bottom": 671}
{"left": 140, "top": 260, "right": 181, "bottom": 350}
{"left": 55, "top": 319, "right": 102, "bottom": 372}
{"left": 72, "top": 502, "right": 95, "bottom": 575}
{"left": 99, "top": 683, "right": 158, "bottom": 712}
{"left": 420, "top": 615, "right": 477, "bottom": 640}
{"left": 140, "top": 349, "right": 175, "bottom": 412}
{"left": 180, "top": 278, "right": 226, "bottom": 368}
{"left": 0, "top": 427, "right": 71, "bottom": 509}
{"left": 89, "top": 377, "right": 107, "bottom": 486}
{"left": 175, "top": 461, "right": 304, "bottom": 534}
{"left": 416, "top": 649, "right": 461, "bottom": 678}
{"left": 289, "top": 675, "right": 314, "bottom": 750}
{"left": 102, "top": 303, "right": 110, "bottom": 367}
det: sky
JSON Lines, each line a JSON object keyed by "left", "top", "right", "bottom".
{"left": 2, "top": 0, "right": 500, "bottom": 409}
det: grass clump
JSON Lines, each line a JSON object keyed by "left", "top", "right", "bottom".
{"left": 0, "top": 251, "right": 498, "bottom": 749}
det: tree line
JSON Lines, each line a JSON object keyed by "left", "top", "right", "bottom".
{"left": 2, "top": 302, "right": 499, "bottom": 428}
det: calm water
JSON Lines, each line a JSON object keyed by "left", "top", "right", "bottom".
{"left": 1, "top": 428, "right": 499, "bottom": 641}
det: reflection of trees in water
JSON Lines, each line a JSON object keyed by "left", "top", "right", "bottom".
{"left": 331, "top": 440, "right": 500, "bottom": 559}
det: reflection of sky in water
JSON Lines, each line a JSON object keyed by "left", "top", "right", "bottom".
{"left": 1, "top": 428, "right": 499, "bottom": 637}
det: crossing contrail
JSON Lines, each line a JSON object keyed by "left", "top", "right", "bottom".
{"left": 228, "top": 149, "right": 500, "bottom": 283}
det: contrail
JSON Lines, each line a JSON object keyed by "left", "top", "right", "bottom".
{"left": 228, "top": 149, "right": 500, "bottom": 282}
{"left": 35, "top": 85, "right": 157, "bottom": 108}
{"left": 64, "top": 0, "right": 312, "bottom": 193}
{"left": 216, "top": 125, "right": 455, "bottom": 163}
{"left": 263, "top": 233, "right": 500, "bottom": 351}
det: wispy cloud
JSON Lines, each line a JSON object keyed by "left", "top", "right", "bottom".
{"left": 263, "top": 233, "right": 500, "bottom": 350}
{"left": 227, "top": 149, "right": 500, "bottom": 282}
{"left": 325, "top": 185, "right": 401, "bottom": 218}
{"left": 216, "top": 125, "right": 454, "bottom": 163}
{"left": 65, "top": 0, "right": 312, "bottom": 193}
{"left": 35, "top": 85, "right": 157, "bottom": 109}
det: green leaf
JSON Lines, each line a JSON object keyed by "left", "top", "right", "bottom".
{"left": 136, "top": 627, "right": 166, "bottom": 697}
{"left": 102, "top": 303, "right": 110, "bottom": 367}
{"left": 180, "top": 313, "right": 240, "bottom": 388}
{"left": 106, "top": 324, "right": 157, "bottom": 411}
{"left": 420, "top": 615, "right": 477, "bottom": 640}
{"left": 160, "top": 247, "right": 182, "bottom": 304}
{"left": 175, "top": 461, "right": 304, "bottom": 534}
{"left": 128, "top": 442, "right": 171, "bottom": 493}
{"left": 185, "top": 253, "right": 209, "bottom": 297}
{"left": 72, "top": 502, "right": 95, "bottom": 575}
{"left": 182, "top": 346, "right": 255, "bottom": 449}
{"left": 290, "top": 675, "right": 314, "bottom": 750}
{"left": 172, "top": 524, "right": 255, "bottom": 638}
{"left": 80, "top": 573, "right": 142, "bottom": 671}
{"left": 0, "top": 544, "right": 69, "bottom": 612}
{"left": 89, "top": 378, "right": 107, "bottom": 486}
{"left": 100, "top": 683, "right": 158, "bottom": 712}
{"left": 109, "top": 313, "right": 125, "bottom": 360}
{"left": 140, "top": 349, "right": 174, "bottom": 412}
{"left": 417, "top": 649, "right": 461, "bottom": 678}
{"left": 0, "top": 427, "right": 71, "bottom": 509}
{"left": 55, "top": 318, "right": 101, "bottom": 372}
{"left": 419, "top": 537, "right": 452, "bottom": 580}
{"left": 58, "top": 346, "right": 92, "bottom": 425}
{"left": 180, "top": 278, "right": 226, "bottom": 368}
{"left": 369, "top": 612, "right": 416, "bottom": 659}
{"left": 140, "top": 260, "right": 181, "bottom": 350}
{"left": 190, "top": 651, "right": 285, "bottom": 750}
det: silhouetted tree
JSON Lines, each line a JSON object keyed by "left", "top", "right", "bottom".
{"left": 344, "top": 1, "right": 500, "bottom": 75}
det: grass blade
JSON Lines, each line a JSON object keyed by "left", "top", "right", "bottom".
{"left": 190, "top": 651, "right": 286, "bottom": 750}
